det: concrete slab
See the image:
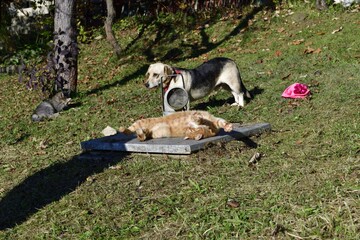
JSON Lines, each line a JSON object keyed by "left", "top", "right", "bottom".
{"left": 80, "top": 123, "right": 271, "bottom": 155}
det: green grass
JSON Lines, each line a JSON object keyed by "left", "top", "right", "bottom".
{"left": 1, "top": 3, "right": 359, "bottom": 239}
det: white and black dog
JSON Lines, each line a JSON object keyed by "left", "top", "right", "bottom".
{"left": 144, "top": 57, "right": 252, "bottom": 106}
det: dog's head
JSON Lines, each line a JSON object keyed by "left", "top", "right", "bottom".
{"left": 144, "top": 63, "right": 173, "bottom": 89}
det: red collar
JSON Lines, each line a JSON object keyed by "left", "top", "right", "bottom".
{"left": 164, "top": 69, "right": 182, "bottom": 92}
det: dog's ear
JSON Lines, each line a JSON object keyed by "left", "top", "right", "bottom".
{"left": 163, "top": 65, "right": 174, "bottom": 85}
{"left": 164, "top": 65, "right": 173, "bottom": 76}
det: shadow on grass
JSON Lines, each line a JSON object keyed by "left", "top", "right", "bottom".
{"left": 192, "top": 86, "right": 264, "bottom": 110}
{"left": 0, "top": 151, "right": 128, "bottom": 230}
{"left": 85, "top": 64, "right": 149, "bottom": 96}
{"left": 176, "top": 6, "right": 265, "bottom": 61}
{"left": 87, "top": 6, "right": 267, "bottom": 96}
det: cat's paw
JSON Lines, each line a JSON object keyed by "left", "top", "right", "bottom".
{"left": 224, "top": 123, "right": 233, "bottom": 132}
{"left": 137, "top": 134, "right": 147, "bottom": 141}
{"left": 194, "top": 134, "right": 203, "bottom": 141}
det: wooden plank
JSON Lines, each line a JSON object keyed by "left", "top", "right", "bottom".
{"left": 80, "top": 123, "right": 271, "bottom": 155}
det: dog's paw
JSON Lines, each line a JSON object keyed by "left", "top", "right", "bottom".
{"left": 119, "top": 127, "right": 126, "bottom": 132}
{"left": 231, "top": 102, "right": 244, "bottom": 107}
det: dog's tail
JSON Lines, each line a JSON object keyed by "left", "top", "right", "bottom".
{"left": 241, "top": 79, "right": 253, "bottom": 99}
{"left": 235, "top": 64, "right": 252, "bottom": 99}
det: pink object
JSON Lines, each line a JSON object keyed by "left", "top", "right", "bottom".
{"left": 282, "top": 83, "right": 310, "bottom": 99}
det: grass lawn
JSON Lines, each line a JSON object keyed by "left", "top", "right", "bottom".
{"left": 0, "top": 2, "right": 359, "bottom": 239}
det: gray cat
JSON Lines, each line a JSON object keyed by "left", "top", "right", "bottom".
{"left": 32, "top": 92, "right": 71, "bottom": 122}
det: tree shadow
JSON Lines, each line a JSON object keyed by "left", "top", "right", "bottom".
{"left": 66, "top": 101, "right": 82, "bottom": 109}
{"left": 124, "top": 22, "right": 149, "bottom": 52}
{"left": 193, "top": 97, "right": 233, "bottom": 110}
{"left": 178, "top": 6, "right": 265, "bottom": 61}
{"left": 88, "top": 5, "right": 268, "bottom": 97}
{"left": 85, "top": 64, "right": 149, "bottom": 96}
{"left": 0, "top": 151, "right": 128, "bottom": 230}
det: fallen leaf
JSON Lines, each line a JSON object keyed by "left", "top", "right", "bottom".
{"left": 304, "top": 47, "right": 322, "bottom": 54}
{"left": 305, "top": 47, "right": 313, "bottom": 53}
{"left": 282, "top": 73, "right": 291, "bottom": 80}
{"left": 272, "top": 224, "right": 286, "bottom": 236}
{"left": 106, "top": 98, "right": 117, "bottom": 105}
{"left": 248, "top": 152, "right": 261, "bottom": 166}
{"left": 275, "top": 50, "right": 282, "bottom": 57}
{"left": 109, "top": 165, "right": 123, "bottom": 170}
{"left": 331, "top": 26, "right": 343, "bottom": 34}
{"left": 227, "top": 199, "right": 240, "bottom": 208}
{"left": 36, "top": 151, "right": 47, "bottom": 155}
{"left": 277, "top": 27, "right": 286, "bottom": 33}
{"left": 86, "top": 176, "right": 96, "bottom": 183}
{"left": 291, "top": 39, "right": 304, "bottom": 45}
{"left": 243, "top": 49, "right": 257, "bottom": 54}
{"left": 217, "top": 48, "right": 226, "bottom": 53}
{"left": 313, "top": 48, "right": 322, "bottom": 54}
{"left": 39, "top": 140, "right": 48, "bottom": 149}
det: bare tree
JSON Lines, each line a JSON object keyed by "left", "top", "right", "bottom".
{"left": 53, "top": 0, "right": 78, "bottom": 96}
{"left": 105, "top": 0, "right": 121, "bottom": 58}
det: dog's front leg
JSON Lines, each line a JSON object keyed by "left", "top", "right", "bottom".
{"left": 231, "top": 92, "right": 244, "bottom": 107}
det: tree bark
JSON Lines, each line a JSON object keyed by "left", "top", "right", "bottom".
{"left": 105, "top": 0, "right": 121, "bottom": 58}
{"left": 53, "top": 0, "right": 78, "bottom": 97}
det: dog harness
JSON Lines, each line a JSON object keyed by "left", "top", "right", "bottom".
{"left": 161, "top": 68, "right": 185, "bottom": 93}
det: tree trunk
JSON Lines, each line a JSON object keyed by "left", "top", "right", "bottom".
{"left": 53, "top": 0, "right": 78, "bottom": 97}
{"left": 105, "top": 0, "right": 121, "bottom": 58}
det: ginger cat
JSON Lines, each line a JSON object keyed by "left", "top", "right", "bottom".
{"left": 119, "top": 111, "right": 232, "bottom": 141}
